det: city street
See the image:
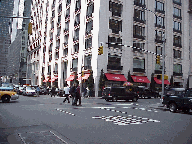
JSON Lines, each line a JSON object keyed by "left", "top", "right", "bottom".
{"left": 0, "top": 95, "right": 192, "bottom": 144}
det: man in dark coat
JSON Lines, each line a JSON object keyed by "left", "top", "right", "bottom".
{"left": 70, "top": 84, "right": 77, "bottom": 105}
{"left": 51, "top": 85, "right": 56, "bottom": 97}
{"left": 76, "top": 85, "right": 81, "bottom": 106}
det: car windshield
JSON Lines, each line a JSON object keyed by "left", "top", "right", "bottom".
{"left": 26, "top": 87, "right": 34, "bottom": 90}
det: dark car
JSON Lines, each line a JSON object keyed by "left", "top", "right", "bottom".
{"left": 162, "top": 88, "right": 192, "bottom": 113}
{"left": 102, "top": 87, "right": 139, "bottom": 102}
{"left": 135, "top": 86, "right": 160, "bottom": 98}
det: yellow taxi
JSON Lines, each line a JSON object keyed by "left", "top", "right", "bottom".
{"left": 0, "top": 87, "right": 19, "bottom": 103}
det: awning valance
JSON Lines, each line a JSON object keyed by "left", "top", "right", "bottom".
{"left": 154, "top": 77, "right": 170, "bottom": 85}
{"left": 49, "top": 76, "right": 58, "bottom": 82}
{"left": 43, "top": 77, "right": 49, "bottom": 82}
{"left": 65, "top": 75, "right": 75, "bottom": 81}
{"left": 131, "top": 76, "right": 150, "bottom": 83}
{"left": 105, "top": 73, "right": 127, "bottom": 81}
{"left": 77, "top": 74, "right": 90, "bottom": 81}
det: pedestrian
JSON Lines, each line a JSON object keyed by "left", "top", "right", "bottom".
{"left": 70, "top": 83, "right": 77, "bottom": 106}
{"left": 36, "top": 85, "right": 40, "bottom": 97}
{"left": 85, "top": 87, "right": 89, "bottom": 98}
{"left": 76, "top": 85, "right": 82, "bottom": 106}
{"left": 51, "top": 85, "right": 56, "bottom": 97}
{"left": 63, "top": 84, "right": 70, "bottom": 103}
{"left": 47, "top": 86, "right": 50, "bottom": 95}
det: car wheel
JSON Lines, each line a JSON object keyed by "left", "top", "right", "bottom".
{"left": 132, "top": 97, "right": 137, "bottom": 102}
{"left": 182, "top": 108, "right": 190, "bottom": 113}
{"left": 2, "top": 96, "right": 10, "bottom": 103}
{"left": 169, "top": 103, "right": 177, "bottom": 113}
{"left": 112, "top": 97, "right": 117, "bottom": 102}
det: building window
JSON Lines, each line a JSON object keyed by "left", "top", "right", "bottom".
{"left": 155, "top": 0, "right": 164, "bottom": 13}
{"left": 66, "top": 8, "right": 70, "bottom": 18}
{"left": 86, "top": 20, "right": 93, "bottom": 34}
{"left": 75, "top": 0, "right": 81, "bottom": 11}
{"left": 134, "top": 9, "right": 145, "bottom": 23}
{"left": 155, "top": 16, "right": 164, "bottom": 28}
{"left": 64, "top": 22, "right": 69, "bottom": 32}
{"left": 173, "top": 35, "right": 181, "bottom": 47}
{"left": 66, "top": 0, "right": 71, "bottom": 6}
{"left": 173, "top": 7, "right": 181, "bottom": 18}
{"left": 84, "top": 55, "right": 92, "bottom": 68}
{"left": 173, "top": 64, "right": 182, "bottom": 74}
{"left": 108, "top": 36, "right": 122, "bottom": 49}
{"left": 173, "top": 0, "right": 181, "bottom": 5}
{"left": 108, "top": 56, "right": 121, "bottom": 70}
{"left": 74, "top": 43, "right": 79, "bottom": 52}
{"left": 133, "top": 42, "right": 145, "bottom": 52}
{"left": 63, "top": 48, "right": 68, "bottom": 56}
{"left": 109, "top": 1, "right": 123, "bottom": 17}
{"left": 173, "top": 50, "right": 181, "bottom": 58}
{"left": 85, "top": 37, "right": 92, "bottom": 49}
{"left": 155, "top": 30, "right": 164, "bottom": 43}
{"left": 133, "top": 25, "right": 145, "bottom": 39}
{"left": 134, "top": 0, "right": 145, "bottom": 7}
{"left": 109, "top": 19, "right": 122, "bottom": 34}
{"left": 72, "top": 59, "right": 78, "bottom": 69}
{"left": 58, "top": 4, "right": 62, "bottom": 13}
{"left": 133, "top": 58, "right": 145, "bottom": 72}
{"left": 74, "top": 14, "right": 80, "bottom": 26}
{"left": 86, "top": 3, "right": 94, "bottom": 17}
{"left": 173, "top": 21, "right": 181, "bottom": 30}
{"left": 74, "top": 28, "right": 79, "bottom": 41}
{"left": 64, "top": 34, "right": 69, "bottom": 45}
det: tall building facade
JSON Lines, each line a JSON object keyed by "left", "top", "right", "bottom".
{"left": 7, "top": 0, "right": 31, "bottom": 85}
{"left": 27, "top": 0, "right": 190, "bottom": 96}
{"left": 0, "top": 0, "right": 14, "bottom": 77}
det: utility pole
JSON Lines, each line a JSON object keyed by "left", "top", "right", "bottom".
{"left": 162, "top": 34, "right": 165, "bottom": 98}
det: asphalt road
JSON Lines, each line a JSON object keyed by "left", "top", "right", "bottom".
{"left": 0, "top": 95, "right": 192, "bottom": 144}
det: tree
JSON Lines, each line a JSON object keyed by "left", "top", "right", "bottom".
{"left": 99, "top": 69, "right": 105, "bottom": 91}
{"left": 87, "top": 70, "right": 94, "bottom": 91}
{"left": 186, "top": 76, "right": 189, "bottom": 89}
{"left": 127, "top": 70, "right": 132, "bottom": 82}
{"left": 150, "top": 73, "right": 155, "bottom": 90}
{"left": 170, "top": 75, "right": 173, "bottom": 88}
{"left": 73, "top": 72, "right": 79, "bottom": 85}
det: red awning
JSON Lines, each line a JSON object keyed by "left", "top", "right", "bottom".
{"left": 77, "top": 74, "right": 90, "bottom": 81}
{"left": 105, "top": 73, "right": 127, "bottom": 81}
{"left": 49, "top": 76, "right": 58, "bottom": 82}
{"left": 154, "top": 77, "right": 170, "bottom": 85}
{"left": 131, "top": 76, "right": 150, "bottom": 83}
{"left": 65, "top": 75, "right": 75, "bottom": 81}
{"left": 43, "top": 77, "right": 49, "bottom": 82}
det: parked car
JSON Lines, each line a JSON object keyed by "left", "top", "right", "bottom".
{"left": 162, "top": 88, "right": 192, "bottom": 113}
{"left": 134, "top": 86, "right": 160, "bottom": 98}
{"left": 17, "top": 86, "right": 24, "bottom": 95}
{"left": 0, "top": 87, "right": 19, "bottom": 103}
{"left": 102, "top": 87, "right": 139, "bottom": 102}
{"left": 22, "top": 86, "right": 36, "bottom": 96}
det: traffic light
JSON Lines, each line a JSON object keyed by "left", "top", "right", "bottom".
{"left": 82, "top": 71, "right": 84, "bottom": 77}
{"left": 98, "top": 46, "right": 103, "bottom": 55}
{"left": 28, "top": 22, "right": 32, "bottom": 35}
{"left": 156, "top": 55, "right": 160, "bottom": 64}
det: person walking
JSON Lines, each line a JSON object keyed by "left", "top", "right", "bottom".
{"left": 51, "top": 85, "right": 56, "bottom": 97}
{"left": 36, "top": 85, "right": 40, "bottom": 97}
{"left": 76, "top": 85, "right": 82, "bottom": 106}
{"left": 63, "top": 84, "right": 70, "bottom": 103}
{"left": 70, "top": 84, "right": 77, "bottom": 106}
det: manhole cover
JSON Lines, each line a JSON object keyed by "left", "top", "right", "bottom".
{"left": 18, "top": 130, "right": 67, "bottom": 144}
